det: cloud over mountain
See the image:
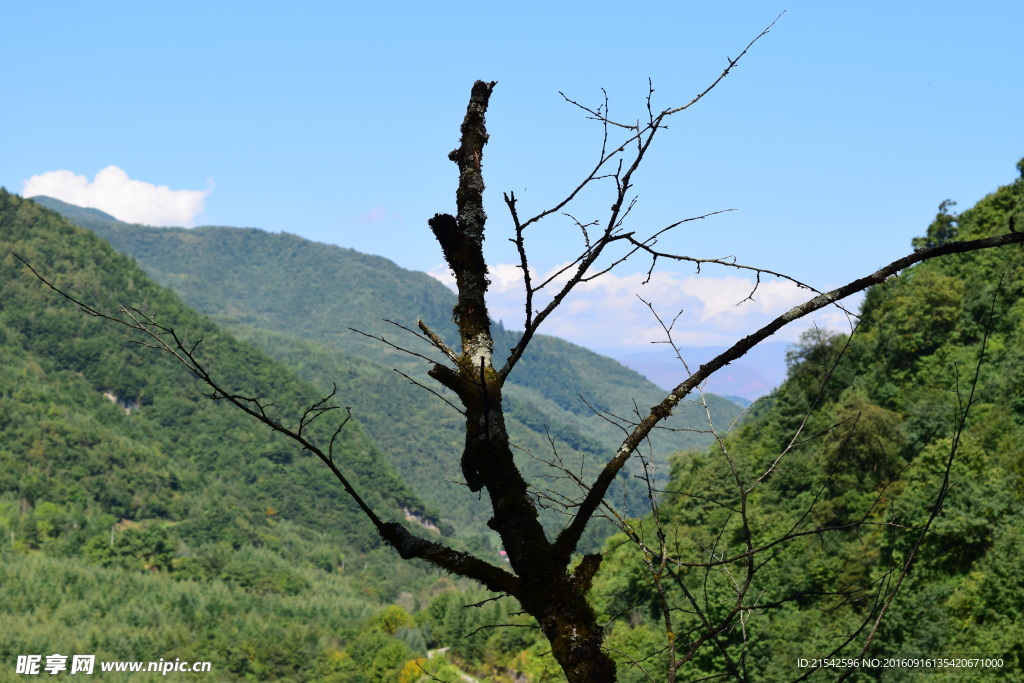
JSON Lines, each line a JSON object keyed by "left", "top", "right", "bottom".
{"left": 23, "top": 166, "right": 210, "bottom": 227}
{"left": 430, "top": 262, "right": 857, "bottom": 350}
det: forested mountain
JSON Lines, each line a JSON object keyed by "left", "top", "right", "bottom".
{"left": 1, "top": 190, "right": 463, "bottom": 680}
{"left": 589, "top": 161, "right": 1024, "bottom": 681}
{"left": 1, "top": 190, "right": 740, "bottom": 681}
{"left": 16, "top": 157, "right": 1021, "bottom": 682}
{"left": 31, "top": 195, "right": 743, "bottom": 548}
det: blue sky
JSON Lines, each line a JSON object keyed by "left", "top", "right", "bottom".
{"left": 3, "top": 1, "right": 1022, "bottom": 397}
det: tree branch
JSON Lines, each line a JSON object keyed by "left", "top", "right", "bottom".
{"left": 554, "top": 230, "right": 1024, "bottom": 557}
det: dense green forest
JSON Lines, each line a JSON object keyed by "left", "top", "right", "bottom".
{"left": 587, "top": 161, "right": 1024, "bottom": 681}
{"left": 1, "top": 190, "right": 466, "bottom": 680}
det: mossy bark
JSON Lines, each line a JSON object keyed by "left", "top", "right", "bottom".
{"left": 421, "top": 80, "right": 619, "bottom": 682}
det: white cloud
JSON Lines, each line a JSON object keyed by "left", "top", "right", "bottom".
{"left": 428, "top": 264, "right": 456, "bottom": 288}
{"left": 23, "top": 166, "right": 211, "bottom": 227}
{"left": 429, "top": 262, "right": 861, "bottom": 350}
{"left": 352, "top": 206, "right": 401, "bottom": 225}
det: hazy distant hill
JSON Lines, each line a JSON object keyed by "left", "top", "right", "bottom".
{"left": 614, "top": 344, "right": 787, "bottom": 401}
{"left": 34, "top": 195, "right": 744, "bottom": 547}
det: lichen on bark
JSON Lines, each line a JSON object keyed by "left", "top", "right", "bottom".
{"left": 424, "top": 80, "right": 619, "bottom": 682}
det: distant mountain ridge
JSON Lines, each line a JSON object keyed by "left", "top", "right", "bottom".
{"left": 31, "top": 195, "right": 744, "bottom": 547}
{"left": 29, "top": 197, "right": 783, "bottom": 401}
{"left": 613, "top": 345, "right": 787, "bottom": 401}
{"left": 29, "top": 197, "right": 119, "bottom": 223}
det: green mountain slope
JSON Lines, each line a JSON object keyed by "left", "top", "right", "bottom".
{"left": 0, "top": 190, "right": 449, "bottom": 680}
{"left": 589, "top": 161, "right": 1024, "bottom": 680}
{"left": 3, "top": 191, "right": 423, "bottom": 543}
{"left": 33, "top": 196, "right": 743, "bottom": 545}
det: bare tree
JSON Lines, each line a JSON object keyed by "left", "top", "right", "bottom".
{"left": 19, "top": 16, "right": 1024, "bottom": 682}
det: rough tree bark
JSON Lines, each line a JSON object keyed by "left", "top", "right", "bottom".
{"left": 419, "top": 79, "right": 617, "bottom": 681}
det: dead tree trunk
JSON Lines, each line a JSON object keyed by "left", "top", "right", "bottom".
{"left": 420, "top": 79, "right": 617, "bottom": 682}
